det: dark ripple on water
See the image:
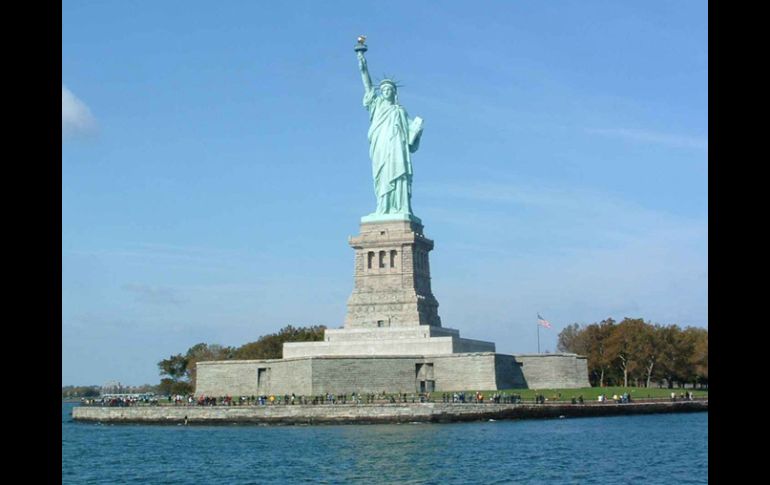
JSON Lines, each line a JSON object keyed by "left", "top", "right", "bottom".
{"left": 62, "top": 404, "right": 707, "bottom": 484}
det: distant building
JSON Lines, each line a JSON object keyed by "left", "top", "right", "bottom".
{"left": 100, "top": 381, "right": 126, "bottom": 395}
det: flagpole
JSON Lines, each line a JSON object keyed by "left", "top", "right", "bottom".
{"left": 537, "top": 321, "right": 540, "bottom": 354}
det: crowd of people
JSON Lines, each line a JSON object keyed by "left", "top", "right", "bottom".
{"left": 80, "top": 390, "right": 697, "bottom": 407}
{"left": 597, "top": 393, "right": 632, "bottom": 403}
{"left": 81, "top": 392, "right": 525, "bottom": 407}
{"left": 81, "top": 395, "right": 159, "bottom": 407}
{"left": 440, "top": 392, "right": 523, "bottom": 404}
{"left": 671, "top": 391, "right": 695, "bottom": 401}
{"left": 188, "top": 392, "right": 432, "bottom": 406}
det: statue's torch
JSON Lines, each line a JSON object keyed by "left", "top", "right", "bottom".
{"left": 354, "top": 35, "right": 368, "bottom": 54}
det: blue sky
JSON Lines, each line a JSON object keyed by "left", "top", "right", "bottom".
{"left": 62, "top": 1, "right": 708, "bottom": 386}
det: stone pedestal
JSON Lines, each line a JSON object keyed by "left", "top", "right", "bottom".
{"left": 345, "top": 220, "right": 441, "bottom": 329}
{"left": 282, "top": 217, "right": 495, "bottom": 359}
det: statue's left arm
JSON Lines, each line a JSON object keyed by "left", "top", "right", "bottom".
{"left": 408, "top": 116, "right": 424, "bottom": 153}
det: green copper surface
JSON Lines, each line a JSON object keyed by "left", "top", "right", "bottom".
{"left": 356, "top": 43, "right": 424, "bottom": 222}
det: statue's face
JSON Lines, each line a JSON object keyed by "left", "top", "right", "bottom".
{"left": 381, "top": 84, "right": 395, "bottom": 102}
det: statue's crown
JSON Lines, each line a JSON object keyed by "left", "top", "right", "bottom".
{"left": 378, "top": 76, "right": 403, "bottom": 90}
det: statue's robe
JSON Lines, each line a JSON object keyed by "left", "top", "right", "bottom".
{"left": 364, "top": 89, "right": 422, "bottom": 215}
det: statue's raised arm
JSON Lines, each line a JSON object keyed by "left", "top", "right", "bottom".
{"left": 357, "top": 51, "right": 373, "bottom": 93}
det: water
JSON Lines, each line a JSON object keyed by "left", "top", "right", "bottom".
{"left": 62, "top": 402, "right": 707, "bottom": 484}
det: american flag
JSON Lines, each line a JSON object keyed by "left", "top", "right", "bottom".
{"left": 537, "top": 314, "right": 552, "bottom": 329}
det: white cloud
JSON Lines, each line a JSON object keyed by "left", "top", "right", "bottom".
{"left": 122, "top": 284, "right": 185, "bottom": 306}
{"left": 586, "top": 128, "right": 707, "bottom": 150}
{"left": 62, "top": 85, "right": 97, "bottom": 140}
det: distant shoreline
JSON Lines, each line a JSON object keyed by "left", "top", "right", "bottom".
{"left": 71, "top": 399, "right": 707, "bottom": 425}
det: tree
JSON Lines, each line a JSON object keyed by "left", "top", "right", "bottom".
{"left": 638, "top": 324, "right": 662, "bottom": 388}
{"left": 582, "top": 318, "right": 615, "bottom": 387}
{"left": 158, "top": 354, "right": 188, "bottom": 380}
{"left": 62, "top": 386, "right": 100, "bottom": 398}
{"left": 233, "top": 325, "right": 326, "bottom": 360}
{"left": 549, "top": 317, "right": 706, "bottom": 389}
{"left": 687, "top": 327, "right": 708, "bottom": 387}
{"left": 677, "top": 326, "right": 704, "bottom": 387}
{"left": 557, "top": 323, "right": 586, "bottom": 354}
{"left": 171, "top": 381, "right": 194, "bottom": 396}
{"left": 156, "top": 378, "right": 176, "bottom": 396}
{"left": 606, "top": 318, "right": 647, "bottom": 387}
{"left": 156, "top": 324, "right": 327, "bottom": 394}
{"left": 656, "top": 325, "right": 695, "bottom": 388}
{"left": 184, "top": 343, "right": 234, "bottom": 389}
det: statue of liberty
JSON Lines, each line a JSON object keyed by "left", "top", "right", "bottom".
{"left": 356, "top": 37, "right": 424, "bottom": 221}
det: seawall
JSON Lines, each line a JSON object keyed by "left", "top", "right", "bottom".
{"left": 72, "top": 400, "right": 707, "bottom": 425}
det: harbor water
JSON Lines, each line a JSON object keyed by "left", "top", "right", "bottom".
{"left": 62, "top": 402, "right": 707, "bottom": 484}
